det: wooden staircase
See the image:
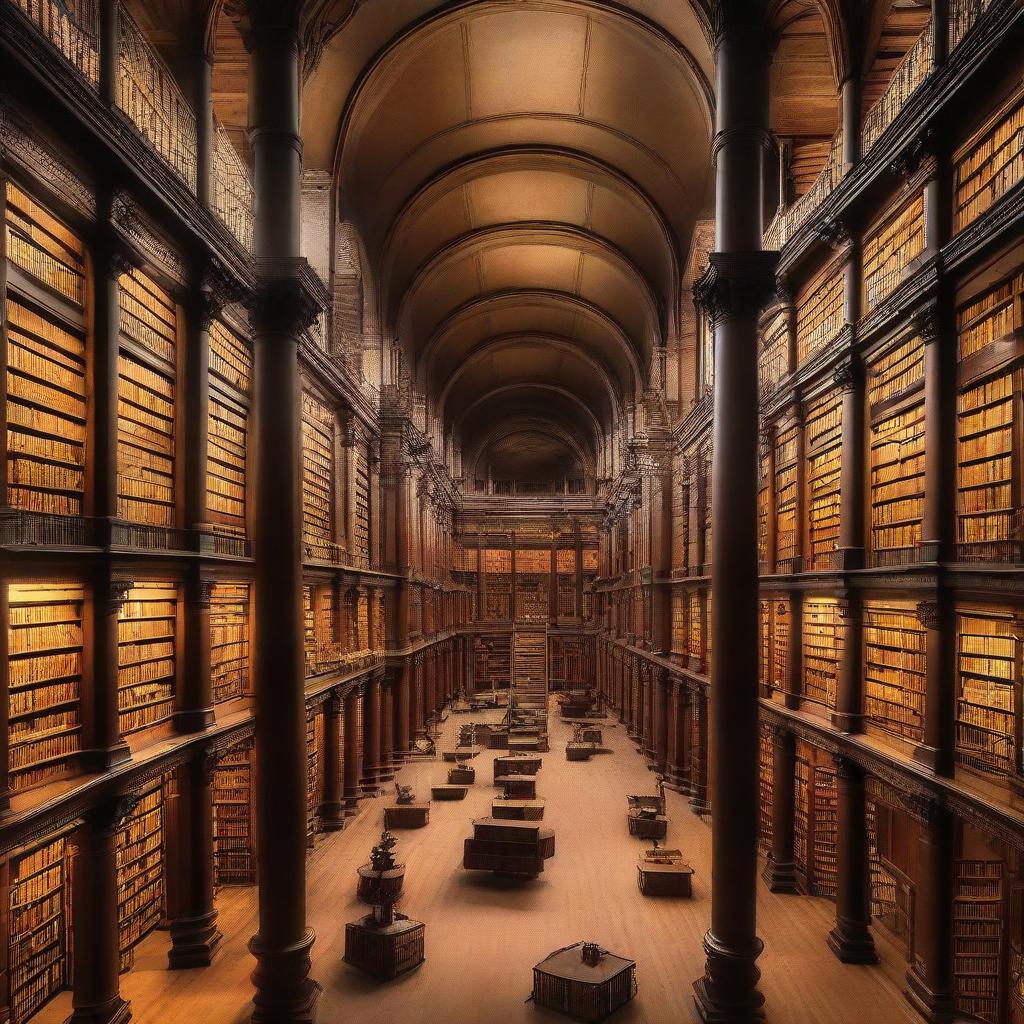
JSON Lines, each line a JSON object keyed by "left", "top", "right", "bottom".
{"left": 512, "top": 629, "right": 548, "bottom": 711}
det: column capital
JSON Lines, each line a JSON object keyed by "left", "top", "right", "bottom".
{"left": 693, "top": 251, "right": 780, "bottom": 325}
{"left": 252, "top": 257, "right": 329, "bottom": 336}
{"left": 193, "top": 258, "right": 248, "bottom": 329}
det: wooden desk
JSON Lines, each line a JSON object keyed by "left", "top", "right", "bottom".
{"left": 463, "top": 817, "right": 556, "bottom": 877}
{"left": 431, "top": 785, "right": 468, "bottom": 801}
{"left": 494, "top": 775, "right": 537, "bottom": 800}
{"left": 491, "top": 799, "right": 545, "bottom": 820}
{"left": 384, "top": 803, "right": 430, "bottom": 829}
{"left": 344, "top": 915, "right": 425, "bottom": 980}
{"left": 447, "top": 765, "right": 475, "bottom": 785}
{"left": 532, "top": 942, "right": 636, "bottom": 1021}
{"left": 442, "top": 748, "right": 479, "bottom": 762}
{"left": 493, "top": 755, "right": 542, "bottom": 780}
{"left": 637, "top": 854, "right": 694, "bottom": 897}
{"left": 627, "top": 811, "right": 667, "bottom": 839}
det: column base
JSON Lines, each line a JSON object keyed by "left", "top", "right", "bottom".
{"left": 829, "top": 711, "right": 863, "bottom": 734}
{"left": 691, "top": 931, "right": 765, "bottom": 1023}
{"left": 827, "top": 919, "right": 878, "bottom": 964}
{"left": 904, "top": 966, "right": 956, "bottom": 1024}
{"left": 249, "top": 928, "right": 321, "bottom": 1024}
{"left": 343, "top": 790, "right": 362, "bottom": 816}
{"left": 83, "top": 742, "right": 132, "bottom": 772}
{"left": 175, "top": 707, "right": 216, "bottom": 733}
{"left": 317, "top": 801, "right": 347, "bottom": 832}
{"left": 664, "top": 770, "right": 690, "bottom": 794}
{"left": 760, "top": 856, "right": 801, "bottom": 894}
{"left": 689, "top": 791, "right": 709, "bottom": 816}
{"left": 376, "top": 760, "right": 396, "bottom": 784}
{"left": 66, "top": 997, "right": 132, "bottom": 1024}
{"left": 168, "top": 910, "right": 223, "bottom": 968}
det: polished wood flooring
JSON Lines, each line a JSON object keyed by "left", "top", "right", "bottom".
{"left": 38, "top": 705, "right": 919, "bottom": 1024}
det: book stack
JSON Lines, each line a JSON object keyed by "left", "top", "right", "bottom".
{"left": 758, "top": 731, "right": 773, "bottom": 854}
{"left": 804, "top": 390, "right": 843, "bottom": 569}
{"left": 774, "top": 423, "right": 800, "bottom": 567}
{"left": 117, "top": 267, "right": 177, "bottom": 527}
{"left": 952, "top": 860, "right": 1005, "bottom": 1020}
{"left": 301, "top": 391, "right": 337, "bottom": 553}
{"left": 207, "top": 317, "right": 251, "bottom": 538}
{"left": 862, "top": 195, "right": 925, "bottom": 310}
{"left": 956, "top": 270, "right": 1021, "bottom": 361}
{"left": 802, "top": 598, "right": 842, "bottom": 710}
{"left": 863, "top": 601, "right": 926, "bottom": 742}
{"left": 117, "top": 581, "right": 177, "bottom": 734}
{"left": 117, "top": 784, "right": 166, "bottom": 972}
{"left": 213, "top": 741, "right": 256, "bottom": 885}
{"left": 797, "top": 264, "right": 844, "bottom": 365}
{"left": 4, "top": 182, "right": 88, "bottom": 519}
{"left": 812, "top": 766, "right": 838, "bottom": 898}
{"left": 7, "top": 583, "right": 84, "bottom": 792}
{"left": 210, "top": 582, "right": 250, "bottom": 704}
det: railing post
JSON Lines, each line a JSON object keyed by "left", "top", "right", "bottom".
{"left": 99, "top": 0, "right": 118, "bottom": 106}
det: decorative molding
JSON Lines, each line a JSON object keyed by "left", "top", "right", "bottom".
{"left": 252, "top": 257, "right": 330, "bottom": 336}
{"left": 693, "top": 251, "right": 781, "bottom": 325}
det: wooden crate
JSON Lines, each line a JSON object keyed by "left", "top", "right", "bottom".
{"left": 344, "top": 915, "right": 425, "bottom": 980}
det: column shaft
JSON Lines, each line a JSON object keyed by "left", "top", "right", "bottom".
{"left": 319, "top": 694, "right": 345, "bottom": 831}
{"left": 762, "top": 729, "right": 799, "bottom": 893}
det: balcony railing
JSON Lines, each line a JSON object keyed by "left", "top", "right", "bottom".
{"left": 213, "top": 118, "right": 254, "bottom": 250}
{"left": 117, "top": 4, "right": 197, "bottom": 191}
{"left": 12, "top": 0, "right": 99, "bottom": 87}
{"left": 862, "top": 26, "right": 933, "bottom": 155}
{"left": 7, "top": 1, "right": 255, "bottom": 251}
{"left": 764, "top": 130, "right": 845, "bottom": 251}
{"left": 950, "top": 0, "right": 998, "bottom": 52}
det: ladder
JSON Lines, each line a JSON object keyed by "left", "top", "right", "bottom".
{"left": 512, "top": 628, "right": 548, "bottom": 711}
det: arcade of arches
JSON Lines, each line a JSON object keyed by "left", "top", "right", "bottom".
{"left": 0, "top": 0, "right": 1022, "bottom": 1022}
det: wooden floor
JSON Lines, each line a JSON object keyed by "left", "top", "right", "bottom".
{"left": 38, "top": 706, "right": 920, "bottom": 1024}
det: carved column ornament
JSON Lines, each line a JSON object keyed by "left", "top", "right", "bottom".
{"left": 832, "top": 359, "right": 858, "bottom": 392}
{"left": 251, "top": 257, "right": 329, "bottom": 336}
{"left": 189, "top": 576, "right": 216, "bottom": 609}
{"left": 812, "top": 218, "right": 852, "bottom": 252}
{"left": 915, "top": 600, "right": 941, "bottom": 630}
{"left": 916, "top": 305, "right": 941, "bottom": 345}
{"left": 692, "top": 251, "right": 780, "bottom": 326}
{"left": 106, "top": 577, "right": 135, "bottom": 615}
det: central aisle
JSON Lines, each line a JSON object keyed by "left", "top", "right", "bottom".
{"left": 40, "top": 702, "right": 919, "bottom": 1024}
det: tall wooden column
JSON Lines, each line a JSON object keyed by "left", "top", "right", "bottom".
{"left": 915, "top": 597, "right": 955, "bottom": 775}
{"left": 88, "top": 572, "right": 132, "bottom": 771}
{"left": 666, "top": 680, "right": 689, "bottom": 792}
{"left": 691, "top": 6, "right": 775, "bottom": 1018}
{"left": 688, "top": 681, "right": 709, "bottom": 816}
{"left": 379, "top": 679, "right": 395, "bottom": 782}
{"left": 905, "top": 800, "right": 955, "bottom": 1021}
{"left": 835, "top": 358, "right": 865, "bottom": 572}
{"left": 342, "top": 686, "right": 363, "bottom": 814}
{"left": 179, "top": 573, "right": 216, "bottom": 732}
{"left": 361, "top": 675, "right": 382, "bottom": 790}
{"left": 67, "top": 802, "right": 131, "bottom": 1024}
{"left": 394, "top": 663, "right": 411, "bottom": 758}
{"left": 168, "top": 754, "right": 223, "bottom": 967}
{"left": 827, "top": 757, "right": 877, "bottom": 964}
{"left": 413, "top": 654, "right": 425, "bottom": 738}
{"left": 318, "top": 692, "right": 345, "bottom": 831}
{"left": 244, "top": 2, "right": 325, "bottom": 1017}
{"left": 833, "top": 593, "right": 864, "bottom": 734}
{"left": 762, "top": 727, "right": 799, "bottom": 893}
{"left": 654, "top": 669, "right": 669, "bottom": 773}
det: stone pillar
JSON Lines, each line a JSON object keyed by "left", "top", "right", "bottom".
{"left": 827, "top": 757, "right": 878, "bottom": 964}
{"left": 379, "top": 680, "right": 395, "bottom": 782}
{"left": 244, "top": 3, "right": 326, "bottom": 1016}
{"left": 833, "top": 593, "right": 864, "bottom": 734}
{"left": 179, "top": 573, "right": 216, "bottom": 732}
{"left": 905, "top": 800, "right": 955, "bottom": 1021}
{"left": 691, "top": 7, "right": 775, "bottom": 1017}
{"left": 395, "top": 664, "right": 411, "bottom": 758}
{"left": 318, "top": 693, "right": 345, "bottom": 831}
{"left": 654, "top": 670, "right": 669, "bottom": 773}
{"left": 762, "top": 728, "right": 799, "bottom": 893}
{"left": 915, "top": 596, "right": 956, "bottom": 775}
{"left": 667, "top": 680, "right": 690, "bottom": 792}
{"left": 343, "top": 686, "right": 363, "bottom": 814}
{"left": 413, "top": 655, "right": 425, "bottom": 738}
{"left": 67, "top": 802, "right": 131, "bottom": 1024}
{"left": 168, "top": 755, "right": 223, "bottom": 967}
{"left": 361, "top": 676, "right": 382, "bottom": 791}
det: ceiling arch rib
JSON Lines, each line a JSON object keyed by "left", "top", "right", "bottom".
{"left": 417, "top": 290, "right": 643, "bottom": 403}
{"left": 379, "top": 147, "right": 681, "bottom": 316}
{"left": 396, "top": 224, "right": 663, "bottom": 372}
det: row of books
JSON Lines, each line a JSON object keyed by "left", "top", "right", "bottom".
{"left": 952, "top": 860, "right": 1005, "bottom": 1018}
{"left": 302, "top": 392, "right": 337, "bottom": 546}
{"left": 117, "top": 785, "right": 166, "bottom": 971}
{"left": 956, "top": 270, "right": 1021, "bottom": 361}
{"left": 210, "top": 318, "right": 253, "bottom": 396}
{"left": 211, "top": 583, "right": 250, "bottom": 705}
{"left": 867, "top": 334, "right": 924, "bottom": 408}
{"left": 796, "top": 266, "right": 845, "bottom": 366}
{"left": 118, "top": 268, "right": 177, "bottom": 367}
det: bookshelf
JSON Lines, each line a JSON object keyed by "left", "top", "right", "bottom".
{"left": 353, "top": 442, "right": 370, "bottom": 562}
{"left": 794, "top": 754, "right": 809, "bottom": 877}
{"left": 953, "top": 860, "right": 1005, "bottom": 1021}
{"left": 117, "top": 266, "right": 178, "bottom": 527}
{"left": 1010, "top": 885, "right": 1023, "bottom": 1024}
{"left": 117, "top": 582, "right": 177, "bottom": 734}
{"left": 301, "top": 392, "right": 336, "bottom": 554}
{"left": 957, "top": 268, "right": 1023, "bottom": 362}
{"left": 700, "top": 443, "right": 713, "bottom": 567}
{"left": 207, "top": 318, "right": 251, "bottom": 537}
{"left": 672, "top": 591, "right": 687, "bottom": 658}
{"left": 356, "top": 589, "right": 369, "bottom": 652}
{"left": 8, "top": 832, "right": 72, "bottom": 1024}
{"left": 862, "top": 194, "right": 925, "bottom": 311}
{"left": 210, "top": 582, "right": 249, "bottom": 705}
{"left": 955, "top": 607, "right": 1019, "bottom": 778}
{"left": 213, "top": 741, "right": 256, "bottom": 885}
{"left": 811, "top": 766, "right": 838, "bottom": 899}
{"left": 772, "top": 601, "right": 790, "bottom": 697}
{"left": 954, "top": 86, "right": 1024, "bottom": 233}
{"left": 7, "top": 583, "right": 84, "bottom": 793}
{"left": 804, "top": 390, "right": 842, "bottom": 570}
{"left": 759, "top": 308, "right": 789, "bottom": 398}
{"left": 774, "top": 423, "right": 800, "bottom": 570}
{"left": 758, "top": 444, "right": 770, "bottom": 568}
{"left": 4, "top": 182, "right": 88, "bottom": 519}
{"left": 306, "top": 708, "right": 321, "bottom": 846}
{"left": 759, "top": 600, "right": 770, "bottom": 690}
{"left": 303, "top": 585, "right": 315, "bottom": 674}
{"left": 474, "top": 633, "right": 511, "bottom": 690}
{"left": 689, "top": 592, "right": 704, "bottom": 669}
{"left": 758, "top": 731, "right": 773, "bottom": 855}
{"left": 117, "top": 783, "right": 166, "bottom": 972}
{"left": 956, "top": 369, "right": 1020, "bottom": 562}
{"left": 802, "top": 597, "right": 842, "bottom": 711}
{"left": 863, "top": 600, "right": 926, "bottom": 743}
{"left": 796, "top": 264, "right": 844, "bottom": 366}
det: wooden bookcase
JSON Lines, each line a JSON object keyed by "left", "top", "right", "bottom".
{"left": 811, "top": 765, "right": 838, "bottom": 898}
{"left": 758, "top": 443, "right": 771, "bottom": 569}
{"left": 794, "top": 754, "right": 810, "bottom": 877}
{"left": 803, "top": 389, "right": 842, "bottom": 570}
{"left": 954, "top": 84, "right": 1024, "bottom": 233}
{"left": 758, "top": 730, "right": 773, "bottom": 855}
{"left": 955, "top": 606, "right": 1020, "bottom": 779}
{"left": 207, "top": 317, "right": 251, "bottom": 538}
{"left": 953, "top": 860, "right": 1005, "bottom": 1021}
{"left": 862, "top": 194, "right": 925, "bottom": 311}
{"left": 759, "top": 307, "right": 789, "bottom": 398}
{"left": 116, "top": 267, "right": 178, "bottom": 527}
{"left": 3, "top": 181, "right": 88, "bottom": 519}
{"left": 116, "top": 783, "right": 166, "bottom": 972}
{"left": 117, "top": 582, "right": 178, "bottom": 735}
{"left": 305, "top": 708, "right": 322, "bottom": 847}
{"left": 868, "top": 332, "right": 925, "bottom": 566}
{"left": 774, "top": 422, "right": 800, "bottom": 571}
{"left": 301, "top": 391, "right": 336, "bottom": 556}
{"left": 353, "top": 441, "right": 371, "bottom": 562}
{"left": 7, "top": 832, "right": 72, "bottom": 1024}
{"left": 796, "top": 262, "right": 844, "bottom": 366}
{"left": 866, "top": 794, "right": 915, "bottom": 953}
{"left": 473, "top": 633, "right": 511, "bottom": 691}
{"left": 863, "top": 600, "right": 927, "bottom": 744}
{"left": 7, "top": 583, "right": 84, "bottom": 793}
{"left": 802, "top": 597, "right": 842, "bottom": 711}
{"left": 759, "top": 598, "right": 789, "bottom": 696}
{"left": 689, "top": 592, "right": 704, "bottom": 670}
{"left": 213, "top": 741, "right": 256, "bottom": 886}
{"left": 210, "top": 582, "right": 249, "bottom": 705}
